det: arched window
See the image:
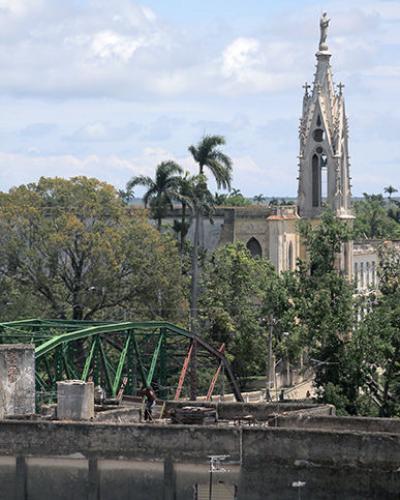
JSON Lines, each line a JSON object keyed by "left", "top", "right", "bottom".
{"left": 360, "top": 262, "right": 364, "bottom": 289}
{"left": 343, "top": 243, "right": 348, "bottom": 274}
{"left": 288, "top": 242, "right": 294, "bottom": 271}
{"left": 312, "top": 154, "right": 320, "bottom": 207}
{"left": 371, "top": 261, "right": 376, "bottom": 286}
{"left": 246, "top": 237, "right": 262, "bottom": 258}
{"left": 354, "top": 262, "right": 358, "bottom": 288}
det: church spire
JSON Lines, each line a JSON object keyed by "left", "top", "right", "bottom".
{"left": 297, "top": 13, "right": 353, "bottom": 220}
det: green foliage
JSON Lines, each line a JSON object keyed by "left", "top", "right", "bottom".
{"left": 214, "top": 188, "right": 251, "bottom": 207}
{"left": 253, "top": 194, "right": 267, "bottom": 205}
{"left": 188, "top": 135, "right": 232, "bottom": 190}
{"left": 0, "top": 177, "right": 187, "bottom": 323}
{"left": 293, "top": 211, "right": 357, "bottom": 411}
{"left": 199, "top": 242, "right": 283, "bottom": 385}
{"left": 353, "top": 193, "right": 400, "bottom": 239}
{"left": 126, "top": 161, "right": 183, "bottom": 229}
{"left": 354, "top": 245, "right": 400, "bottom": 417}
{"left": 384, "top": 185, "right": 398, "bottom": 200}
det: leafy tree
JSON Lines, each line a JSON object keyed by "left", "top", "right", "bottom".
{"left": 293, "top": 211, "right": 356, "bottom": 412}
{"left": 253, "top": 194, "right": 266, "bottom": 205}
{"left": 214, "top": 188, "right": 251, "bottom": 207}
{"left": 353, "top": 193, "right": 400, "bottom": 239}
{"left": 126, "top": 161, "right": 183, "bottom": 230}
{"left": 0, "top": 177, "right": 186, "bottom": 323}
{"left": 356, "top": 245, "right": 400, "bottom": 417}
{"left": 188, "top": 135, "right": 232, "bottom": 398}
{"left": 199, "top": 242, "right": 283, "bottom": 385}
{"left": 173, "top": 172, "right": 196, "bottom": 253}
{"left": 384, "top": 185, "right": 398, "bottom": 201}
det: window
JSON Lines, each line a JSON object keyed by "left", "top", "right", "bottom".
{"left": 371, "top": 261, "right": 376, "bottom": 286}
{"left": 313, "top": 128, "right": 325, "bottom": 142}
{"left": 360, "top": 262, "right": 364, "bottom": 288}
{"left": 312, "top": 154, "right": 320, "bottom": 207}
{"left": 288, "top": 242, "right": 294, "bottom": 270}
{"left": 366, "top": 262, "right": 370, "bottom": 287}
{"left": 246, "top": 237, "right": 262, "bottom": 258}
{"left": 354, "top": 262, "right": 358, "bottom": 288}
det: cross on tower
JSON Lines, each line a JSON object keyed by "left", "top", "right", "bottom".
{"left": 302, "top": 82, "right": 311, "bottom": 96}
{"left": 337, "top": 82, "right": 345, "bottom": 95}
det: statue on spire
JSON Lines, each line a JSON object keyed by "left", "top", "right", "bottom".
{"left": 319, "top": 12, "right": 330, "bottom": 51}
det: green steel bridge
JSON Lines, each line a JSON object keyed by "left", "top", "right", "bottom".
{"left": 0, "top": 319, "right": 243, "bottom": 402}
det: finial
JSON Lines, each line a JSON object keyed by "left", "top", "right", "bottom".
{"left": 319, "top": 12, "right": 330, "bottom": 51}
{"left": 302, "top": 82, "right": 311, "bottom": 96}
{"left": 337, "top": 82, "right": 345, "bottom": 96}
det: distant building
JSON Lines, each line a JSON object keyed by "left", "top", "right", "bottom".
{"left": 163, "top": 14, "right": 397, "bottom": 291}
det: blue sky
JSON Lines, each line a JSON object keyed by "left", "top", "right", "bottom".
{"left": 0, "top": 0, "right": 399, "bottom": 196}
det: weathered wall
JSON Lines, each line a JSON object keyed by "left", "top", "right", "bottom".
{"left": 240, "top": 426, "right": 400, "bottom": 499}
{"left": 0, "top": 421, "right": 240, "bottom": 462}
{"left": 165, "top": 400, "right": 335, "bottom": 421}
{"left": 1, "top": 419, "right": 400, "bottom": 499}
{"left": 230, "top": 207, "right": 271, "bottom": 258}
{"left": 57, "top": 381, "right": 94, "bottom": 421}
{"left": 163, "top": 206, "right": 272, "bottom": 256}
{"left": 0, "top": 344, "right": 35, "bottom": 418}
{"left": 275, "top": 414, "right": 400, "bottom": 433}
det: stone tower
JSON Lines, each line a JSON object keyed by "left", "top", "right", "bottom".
{"left": 297, "top": 13, "right": 353, "bottom": 277}
{"left": 298, "top": 13, "right": 352, "bottom": 220}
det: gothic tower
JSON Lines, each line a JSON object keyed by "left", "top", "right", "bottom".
{"left": 297, "top": 14, "right": 354, "bottom": 277}
{"left": 298, "top": 13, "right": 353, "bottom": 220}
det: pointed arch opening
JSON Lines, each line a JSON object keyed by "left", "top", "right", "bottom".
{"left": 288, "top": 241, "right": 294, "bottom": 271}
{"left": 312, "top": 154, "right": 320, "bottom": 207}
{"left": 246, "top": 237, "right": 262, "bottom": 258}
{"left": 312, "top": 152, "right": 328, "bottom": 207}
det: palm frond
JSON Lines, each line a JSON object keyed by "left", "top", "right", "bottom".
{"left": 126, "top": 176, "right": 154, "bottom": 191}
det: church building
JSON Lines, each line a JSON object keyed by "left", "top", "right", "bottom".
{"left": 165, "top": 14, "right": 392, "bottom": 291}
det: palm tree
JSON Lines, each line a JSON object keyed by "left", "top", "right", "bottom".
{"left": 126, "top": 161, "right": 183, "bottom": 230}
{"left": 175, "top": 172, "right": 195, "bottom": 253}
{"left": 253, "top": 194, "right": 266, "bottom": 205}
{"left": 188, "top": 135, "right": 232, "bottom": 399}
{"left": 384, "top": 185, "right": 398, "bottom": 201}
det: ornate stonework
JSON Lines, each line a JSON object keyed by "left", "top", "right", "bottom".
{"left": 297, "top": 13, "right": 353, "bottom": 221}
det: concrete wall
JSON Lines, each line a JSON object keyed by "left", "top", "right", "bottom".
{"left": 275, "top": 414, "right": 400, "bottom": 434}
{"left": 165, "top": 400, "right": 335, "bottom": 421}
{"left": 0, "top": 344, "right": 35, "bottom": 418}
{"left": 1, "top": 419, "right": 400, "bottom": 499}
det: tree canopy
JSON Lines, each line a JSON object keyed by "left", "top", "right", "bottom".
{"left": 0, "top": 176, "right": 187, "bottom": 323}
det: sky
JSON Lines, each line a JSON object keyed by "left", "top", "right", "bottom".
{"left": 0, "top": 0, "right": 399, "bottom": 197}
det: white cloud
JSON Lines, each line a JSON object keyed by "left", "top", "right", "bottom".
{"left": 220, "top": 37, "right": 300, "bottom": 94}
{"left": 222, "top": 37, "right": 260, "bottom": 77}
{"left": 0, "top": 0, "right": 42, "bottom": 16}
{"left": 90, "top": 31, "right": 145, "bottom": 62}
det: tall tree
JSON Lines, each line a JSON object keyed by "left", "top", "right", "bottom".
{"left": 173, "top": 172, "right": 195, "bottom": 253}
{"left": 253, "top": 194, "right": 267, "bottom": 205}
{"left": 384, "top": 185, "right": 398, "bottom": 201}
{"left": 188, "top": 135, "right": 232, "bottom": 398}
{"left": 126, "top": 161, "right": 183, "bottom": 230}
{"left": 294, "top": 211, "right": 356, "bottom": 413}
{"left": 0, "top": 177, "right": 186, "bottom": 323}
{"left": 199, "top": 243, "right": 281, "bottom": 386}
{"left": 356, "top": 245, "right": 400, "bottom": 417}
